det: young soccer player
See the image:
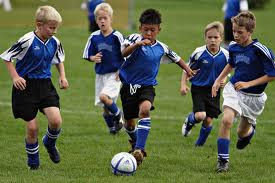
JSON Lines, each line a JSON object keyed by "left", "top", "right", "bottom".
{"left": 212, "top": 11, "right": 275, "bottom": 172}
{"left": 181, "top": 21, "right": 229, "bottom": 146}
{"left": 83, "top": 3, "right": 124, "bottom": 134}
{"left": 119, "top": 8, "right": 195, "bottom": 166}
{"left": 0, "top": 6, "right": 69, "bottom": 169}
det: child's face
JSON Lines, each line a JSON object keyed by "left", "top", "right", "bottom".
{"left": 205, "top": 28, "right": 222, "bottom": 52}
{"left": 139, "top": 24, "right": 160, "bottom": 43}
{"left": 96, "top": 10, "right": 112, "bottom": 32}
{"left": 36, "top": 20, "right": 59, "bottom": 41}
{"left": 232, "top": 23, "right": 252, "bottom": 46}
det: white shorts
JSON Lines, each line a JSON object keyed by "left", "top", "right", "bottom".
{"left": 95, "top": 72, "right": 121, "bottom": 107}
{"left": 222, "top": 82, "right": 267, "bottom": 125}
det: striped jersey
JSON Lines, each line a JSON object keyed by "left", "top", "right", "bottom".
{"left": 119, "top": 33, "right": 181, "bottom": 86}
{"left": 228, "top": 39, "right": 275, "bottom": 94}
{"left": 189, "top": 45, "right": 229, "bottom": 87}
{"left": 0, "top": 31, "right": 65, "bottom": 79}
{"left": 83, "top": 30, "right": 125, "bottom": 74}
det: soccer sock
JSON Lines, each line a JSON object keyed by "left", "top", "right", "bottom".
{"left": 105, "top": 102, "right": 120, "bottom": 116}
{"left": 217, "top": 138, "right": 230, "bottom": 162}
{"left": 187, "top": 112, "right": 198, "bottom": 124}
{"left": 103, "top": 113, "right": 115, "bottom": 132}
{"left": 43, "top": 126, "right": 61, "bottom": 147}
{"left": 125, "top": 127, "right": 137, "bottom": 142}
{"left": 25, "top": 140, "right": 40, "bottom": 167}
{"left": 135, "top": 118, "right": 151, "bottom": 150}
{"left": 195, "top": 124, "right": 212, "bottom": 146}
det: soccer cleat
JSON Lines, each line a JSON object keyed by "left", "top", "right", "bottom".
{"left": 109, "top": 127, "right": 117, "bottom": 135}
{"left": 236, "top": 126, "right": 255, "bottom": 150}
{"left": 28, "top": 165, "right": 39, "bottom": 170}
{"left": 131, "top": 149, "right": 147, "bottom": 166}
{"left": 216, "top": 160, "right": 229, "bottom": 173}
{"left": 113, "top": 111, "right": 124, "bottom": 133}
{"left": 182, "top": 118, "right": 195, "bottom": 137}
{"left": 42, "top": 136, "right": 60, "bottom": 163}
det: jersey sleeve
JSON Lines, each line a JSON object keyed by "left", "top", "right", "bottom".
{"left": 82, "top": 33, "right": 97, "bottom": 60}
{"left": 114, "top": 31, "right": 124, "bottom": 47}
{"left": 51, "top": 41, "right": 65, "bottom": 64}
{"left": 0, "top": 33, "right": 32, "bottom": 62}
{"left": 159, "top": 41, "right": 181, "bottom": 64}
{"left": 254, "top": 42, "right": 275, "bottom": 77}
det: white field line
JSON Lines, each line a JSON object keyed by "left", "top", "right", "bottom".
{"left": 0, "top": 101, "right": 274, "bottom": 123}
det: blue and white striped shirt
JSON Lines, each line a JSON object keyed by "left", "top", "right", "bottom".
{"left": 0, "top": 31, "right": 65, "bottom": 79}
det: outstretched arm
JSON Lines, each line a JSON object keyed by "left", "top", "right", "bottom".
{"left": 176, "top": 59, "right": 196, "bottom": 78}
{"left": 234, "top": 75, "right": 275, "bottom": 91}
{"left": 55, "top": 63, "right": 69, "bottom": 89}
{"left": 212, "top": 64, "right": 233, "bottom": 97}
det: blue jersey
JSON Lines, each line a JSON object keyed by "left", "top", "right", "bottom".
{"left": 83, "top": 30, "right": 125, "bottom": 74}
{"left": 224, "top": 0, "right": 248, "bottom": 19}
{"left": 0, "top": 31, "right": 65, "bottom": 79}
{"left": 119, "top": 34, "right": 181, "bottom": 86}
{"left": 87, "top": 0, "right": 104, "bottom": 22}
{"left": 189, "top": 45, "right": 229, "bottom": 87}
{"left": 229, "top": 39, "right": 275, "bottom": 94}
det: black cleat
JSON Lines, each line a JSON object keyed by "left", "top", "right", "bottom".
{"left": 43, "top": 136, "right": 60, "bottom": 163}
{"left": 216, "top": 160, "right": 229, "bottom": 173}
{"left": 113, "top": 111, "right": 124, "bottom": 133}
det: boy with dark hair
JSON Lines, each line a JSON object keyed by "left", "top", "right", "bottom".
{"left": 212, "top": 11, "right": 275, "bottom": 172}
{"left": 119, "top": 8, "right": 195, "bottom": 166}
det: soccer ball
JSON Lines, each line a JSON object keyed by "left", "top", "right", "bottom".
{"left": 111, "top": 152, "right": 137, "bottom": 176}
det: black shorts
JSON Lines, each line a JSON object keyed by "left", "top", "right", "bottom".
{"left": 191, "top": 85, "right": 221, "bottom": 119}
{"left": 224, "top": 18, "right": 234, "bottom": 42}
{"left": 120, "top": 84, "right": 155, "bottom": 120}
{"left": 12, "top": 78, "right": 60, "bottom": 121}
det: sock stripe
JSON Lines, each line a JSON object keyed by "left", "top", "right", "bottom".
{"left": 26, "top": 145, "right": 39, "bottom": 154}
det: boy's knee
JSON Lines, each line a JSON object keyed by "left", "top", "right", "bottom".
{"left": 99, "top": 94, "right": 110, "bottom": 104}
{"left": 195, "top": 112, "right": 206, "bottom": 122}
{"left": 49, "top": 117, "right": 62, "bottom": 129}
{"left": 221, "top": 118, "right": 233, "bottom": 129}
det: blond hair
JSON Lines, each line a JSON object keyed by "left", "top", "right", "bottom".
{"left": 35, "top": 5, "right": 62, "bottom": 24}
{"left": 204, "top": 21, "right": 224, "bottom": 37}
{"left": 94, "top": 3, "right": 113, "bottom": 18}
{"left": 231, "top": 11, "right": 256, "bottom": 33}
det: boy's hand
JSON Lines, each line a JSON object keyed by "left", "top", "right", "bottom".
{"left": 90, "top": 52, "right": 103, "bottom": 63}
{"left": 13, "top": 76, "right": 26, "bottom": 90}
{"left": 59, "top": 77, "right": 69, "bottom": 89}
{"left": 180, "top": 85, "right": 190, "bottom": 95}
{"left": 234, "top": 81, "right": 250, "bottom": 91}
{"left": 212, "top": 81, "right": 220, "bottom": 97}
{"left": 186, "top": 68, "right": 199, "bottom": 79}
{"left": 138, "top": 39, "right": 151, "bottom": 46}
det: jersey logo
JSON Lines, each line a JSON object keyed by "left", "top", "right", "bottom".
{"left": 235, "top": 54, "right": 250, "bottom": 64}
{"left": 34, "top": 46, "right": 40, "bottom": 50}
{"left": 202, "top": 60, "right": 209, "bottom": 64}
{"left": 130, "top": 84, "right": 141, "bottom": 95}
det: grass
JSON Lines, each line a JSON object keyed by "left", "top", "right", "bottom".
{"left": 0, "top": 0, "right": 275, "bottom": 182}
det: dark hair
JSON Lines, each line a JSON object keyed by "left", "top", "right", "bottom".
{"left": 139, "top": 8, "right": 162, "bottom": 25}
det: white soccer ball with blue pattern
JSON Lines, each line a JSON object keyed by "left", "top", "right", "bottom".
{"left": 111, "top": 152, "right": 137, "bottom": 176}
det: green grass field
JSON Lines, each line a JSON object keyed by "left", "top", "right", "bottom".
{"left": 0, "top": 0, "right": 275, "bottom": 182}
